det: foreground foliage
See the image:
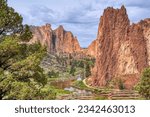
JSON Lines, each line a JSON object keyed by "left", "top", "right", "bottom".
{"left": 0, "top": 0, "right": 56, "bottom": 100}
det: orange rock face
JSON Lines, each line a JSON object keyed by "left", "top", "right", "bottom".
{"left": 90, "top": 6, "right": 150, "bottom": 89}
{"left": 30, "top": 24, "right": 54, "bottom": 52}
{"left": 30, "top": 24, "right": 81, "bottom": 53}
{"left": 87, "top": 39, "right": 97, "bottom": 57}
{"left": 138, "top": 19, "right": 150, "bottom": 65}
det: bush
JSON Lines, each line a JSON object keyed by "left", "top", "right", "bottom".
{"left": 69, "top": 64, "right": 76, "bottom": 76}
{"left": 118, "top": 79, "right": 125, "bottom": 90}
{"left": 48, "top": 70, "right": 59, "bottom": 78}
{"left": 85, "top": 64, "right": 91, "bottom": 77}
{"left": 137, "top": 68, "right": 150, "bottom": 99}
{"left": 74, "top": 81, "right": 87, "bottom": 89}
{"left": 93, "top": 89, "right": 102, "bottom": 94}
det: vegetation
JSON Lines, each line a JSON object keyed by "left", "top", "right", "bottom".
{"left": 0, "top": 0, "right": 56, "bottom": 100}
{"left": 108, "top": 78, "right": 125, "bottom": 90}
{"left": 85, "top": 64, "right": 91, "bottom": 77}
{"left": 53, "top": 87, "right": 70, "bottom": 96}
{"left": 69, "top": 58, "right": 95, "bottom": 78}
{"left": 48, "top": 70, "right": 59, "bottom": 78}
{"left": 0, "top": 0, "right": 22, "bottom": 36}
{"left": 118, "top": 79, "right": 125, "bottom": 90}
{"left": 42, "top": 53, "right": 95, "bottom": 81}
{"left": 136, "top": 68, "right": 150, "bottom": 99}
{"left": 94, "top": 96, "right": 107, "bottom": 100}
{"left": 73, "top": 81, "right": 108, "bottom": 100}
{"left": 69, "top": 64, "right": 76, "bottom": 76}
{"left": 73, "top": 81, "right": 88, "bottom": 90}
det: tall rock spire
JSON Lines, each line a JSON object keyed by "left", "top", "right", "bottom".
{"left": 89, "top": 6, "right": 149, "bottom": 89}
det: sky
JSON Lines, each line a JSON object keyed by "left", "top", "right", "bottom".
{"left": 8, "top": 0, "right": 150, "bottom": 47}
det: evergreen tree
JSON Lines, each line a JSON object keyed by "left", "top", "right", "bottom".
{"left": 20, "top": 25, "right": 33, "bottom": 41}
{"left": 0, "top": 0, "right": 56, "bottom": 99}
{"left": 137, "top": 68, "right": 150, "bottom": 99}
{"left": 85, "top": 64, "right": 91, "bottom": 77}
{"left": 70, "top": 64, "right": 76, "bottom": 76}
{"left": 0, "top": 0, "right": 22, "bottom": 36}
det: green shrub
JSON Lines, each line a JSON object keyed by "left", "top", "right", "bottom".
{"left": 85, "top": 64, "right": 91, "bottom": 77}
{"left": 69, "top": 65, "right": 76, "bottom": 76}
{"left": 137, "top": 68, "right": 150, "bottom": 99}
{"left": 48, "top": 70, "right": 59, "bottom": 78}
{"left": 118, "top": 79, "right": 125, "bottom": 90}
{"left": 74, "top": 81, "right": 87, "bottom": 89}
{"left": 95, "top": 96, "right": 107, "bottom": 100}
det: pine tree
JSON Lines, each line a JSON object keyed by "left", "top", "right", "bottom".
{"left": 137, "top": 68, "right": 150, "bottom": 99}
{"left": 70, "top": 64, "right": 76, "bottom": 76}
{"left": 0, "top": 0, "right": 22, "bottom": 36}
{"left": 0, "top": 0, "right": 55, "bottom": 99}
{"left": 85, "top": 64, "right": 91, "bottom": 77}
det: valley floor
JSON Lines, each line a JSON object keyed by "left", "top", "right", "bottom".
{"left": 48, "top": 77, "right": 142, "bottom": 100}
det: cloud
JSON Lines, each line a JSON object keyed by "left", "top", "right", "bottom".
{"left": 119, "top": 0, "right": 150, "bottom": 8}
{"left": 23, "top": 3, "right": 101, "bottom": 47}
{"left": 23, "top": 6, "right": 59, "bottom": 25}
{"left": 114, "top": 0, "right": 150, "bottom": 22}
{"left": 10, "top": 0, "right": 150, "bottom": 47}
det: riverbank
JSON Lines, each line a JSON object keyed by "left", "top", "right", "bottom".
{"left": 82, "top": 78, "right": 142, "bottom": 100}
{"left": 48, "top": 76, "right": 142, "bottom": 100}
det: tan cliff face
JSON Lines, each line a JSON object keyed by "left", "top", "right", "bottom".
{"left": 138, "top": 19, "right": 150, "bottom": 65}
{"left": 86, "top": 39, "right": 97, "bottom": 58}
{"left": 89, "top": 6, "right": 150, "bottom": 89}
{"left": 30, "top": 24, "right": 81, "bottom": 54}
{"left": 30, "top": 24, "right": 54, "bottom": 52}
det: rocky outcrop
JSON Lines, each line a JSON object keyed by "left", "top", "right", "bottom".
{"left": 86, "top": 39, "right": 97, "bottom": 57}
{"left": 138, "top": 19, "right": 150, "bottom": 65}
{"left": 89, "top": 6, "right": 150, "bottom": 89}
{"left": 30, "top": 24, "right": 54, "bottom": 52}
{"left": 30, "top": 24, "right": 81, "bottom": 54}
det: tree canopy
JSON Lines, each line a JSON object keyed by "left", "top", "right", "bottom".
{"left": 0, "top": 0, "right": 23, "bottom": 36}
{"left": 0, "top": 0, "right": 56, "bottom": 99}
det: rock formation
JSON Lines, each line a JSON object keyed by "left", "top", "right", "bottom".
{"left": 86, "top": 39, "right": 97, "bottom": 58}
{"left": 29, "top": 6, "right": 150, "bottom": 89}
{"left": 89, "top": 6, "right": 150, "bottom": 89}
{"left": 30, "top": 24, "right": 81, "bottom": 54}
{"left": 138, "top": 19, "right": 150, "bottom": 65}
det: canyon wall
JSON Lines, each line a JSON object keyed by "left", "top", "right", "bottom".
{"left": 86, "top": 39, "right": 97, "bottom": 58}
{"left": 89, "top": 6, "right": 150, "bottom": 89}
{"left": 30, "top": 24, "right": 81, "bottom": 54}
{"left": 29, "top": 6, "right": 150, "bottom": 89}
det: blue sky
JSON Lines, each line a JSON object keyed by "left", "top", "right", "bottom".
{"left": 8, "top": 0, "right": 150, "bottom": 47}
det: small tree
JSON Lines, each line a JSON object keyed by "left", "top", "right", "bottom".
{"left": 70, "top": 64, "right": 76, "bottom": 76}
{"left": 118, "top": 79, "right": 125, "bottom": 90}
{"left": 48, "top": 70, "right": 59, "bottom": 78}
{"left": 85, "top": 64, "right": 91, "bottom": 77}
{"left": 20, "top": 25, "right": 33, "bottom": 42}
{"left": 138, "top": 68, "right": 150, "bottom": 99}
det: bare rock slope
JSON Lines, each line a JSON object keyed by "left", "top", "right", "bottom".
{"left": 86, "top": 39, "right": 97, "bottom": 58}
{"left": 30, "top": 24, "right": 81, "bottom": 54}
{"left": 89, "top": 6, "right": 150, "bottom": 89}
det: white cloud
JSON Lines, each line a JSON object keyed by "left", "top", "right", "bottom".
{"left": 8, "top": 0, "right": 150, "bottom": 47}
